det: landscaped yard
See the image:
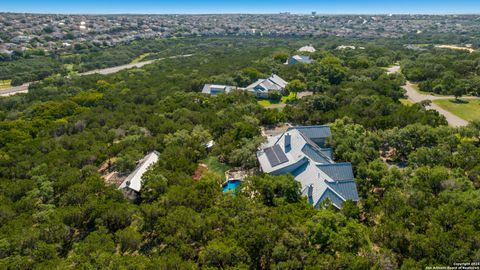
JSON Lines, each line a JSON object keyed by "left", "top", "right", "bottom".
{"left": 433, "top": 99, "right": 480, "bottom": 122}
{"left": 0, "top": 80, "right": 11, "bottom": 90}
{"left": 201, "top": 156, "right": 232, "bottom": 178}
{"left": 257, "top": 92, "right": 297, "bottom": 107}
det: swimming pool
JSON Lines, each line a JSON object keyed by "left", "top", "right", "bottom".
{"left": 222, "top": 179, "right": 242, "bottom": 193}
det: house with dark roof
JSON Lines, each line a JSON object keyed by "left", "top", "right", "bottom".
{"left": 246, "top": 74, "right": 288, "bottom": 98}
{"left": 285, "top": 55, "right": 313, "bottom": 65}
{"left": 256, "top": 125, "right": 358, "bottom": 209}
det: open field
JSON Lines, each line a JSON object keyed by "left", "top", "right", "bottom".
{"left": 433, "top": 99, "right": 480, "bottom": 122}
{"left": 0, "top": 80, "right": 11, "bottom": 90}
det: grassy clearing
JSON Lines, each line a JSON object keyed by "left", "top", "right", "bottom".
{"left": 400, "top": 98, "right": 414, "bottom": 106}
{"left": 433, "top": 99, "right": 480, "bottom": 122}
{"left": 0, "top": 80, "right": 11, "bottom": 90}
{"left": 257, "top": 92, "right": 297, "bottom": 107}
{"left": 201, "top": 156, "right": 231, "bottom": 177}
{"left": 281, "top": 92, "right": 297, "bottom": 103}
{"left": 131, "top": 53, "right": 152, "bottom": 64}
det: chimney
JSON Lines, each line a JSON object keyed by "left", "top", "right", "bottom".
{"left": 307, "top": 184, "right": 313, "bottom": 203}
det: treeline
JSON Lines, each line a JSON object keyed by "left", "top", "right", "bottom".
{"left": 0, "top": 37, "right": 479, "bottom": 269}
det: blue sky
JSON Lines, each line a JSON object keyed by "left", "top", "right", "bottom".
{"left": 2, "top": 0, "right": 480, "bottom": 14}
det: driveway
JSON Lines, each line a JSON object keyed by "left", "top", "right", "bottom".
{"left": 389, "top": 65, "right": 472, "bottom": 127}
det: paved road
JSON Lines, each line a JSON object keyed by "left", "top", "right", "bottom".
{"left": 402, "top": 82, "right": 468, "bottom": 127}
{"left": 0, "top": 54, "right": 193, "bottom": 96}
{"left": 0, "top": 83, "right": 30, "bottom": 96}
{"left": 388, "top": 65, "right": 471, "bottom": 127}
{"left": 80, "top": 54, "right": 192, "bottom": 75}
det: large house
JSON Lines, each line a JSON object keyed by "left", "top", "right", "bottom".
{"left": 246, "top": 74, "right": 288, "bottom": 98}
{"left": 119, "top": 151, "right": 160, "bottom": 200}
{"left": 201, "top": 84, "right": 237, "bottom": 95}
{"left": 257, "top": 125, "right": 358, "bottom": 209}
{"left": 285, "top": 55, "right": 313, "bottom": 65}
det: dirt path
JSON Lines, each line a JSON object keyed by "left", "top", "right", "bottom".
{"left": 389, "top": 65, "right": 471, "bottom": 127}
{"left": 0, "top": 54, "right": 193, "bottom": 96}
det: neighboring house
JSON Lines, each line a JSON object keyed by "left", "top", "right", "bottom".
{"left": 256, "top": 125, "right": 358, "bottom": 209}
{"left": 118, "top": 151, "right": 160, "bottom": 200}
{"left": 246, "top": 74, "right": 288, "bottom": 98}
{"left": 285, "top": 55, "right": 313, "bottom": 65}
{"left": 201, "top": 84, "right": 237, "bottom": 95}
{"left": 336, "top": 45, "right": 356, "bottom": 50}
{"left": 299, "top": 45, "right": 316, "bottom": 53}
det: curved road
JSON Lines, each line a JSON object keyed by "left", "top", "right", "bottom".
{"left": 0, "top": 54, "right": 193, "bottom": 97}
{"left": 387, "top": 65, "right": 471, "bottom": 127}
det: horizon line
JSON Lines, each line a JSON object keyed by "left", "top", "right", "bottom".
{"left": 2, "top": 11, "right": 480, "bottom": 16}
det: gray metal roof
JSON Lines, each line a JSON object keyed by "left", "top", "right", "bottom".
{"left": 326, "top": 180, "right": 359, "bottom": 201}
{"left": 320, "top": 148, "right": 333, "bottom": 159}
{"left": 316, "top": 188, "right": 345, "bottom": 208}
{"left": 257, "top": 125, "right": 358, "bottom": 210}
{"left": 119, "top": 151, "right": 160, "bottom": 192}
{"left": 316, "top": 163, "right": 354, "bottom": 181}
{"left": 202, "top": 84, "right": 236, "bottom": 95}
{"left": 288, "top": 125, "right": 331, "bottom": 140}
{"left": 246, "top": 74, "right": 287, "bottom": 92}
{"left": 301, "top": 144, "right": 331, "bottom": 164}
{"left": 291, "top": 55, "right": 313, "bottom": 64}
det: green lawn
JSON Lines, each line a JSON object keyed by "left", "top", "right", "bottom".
{"left": 433, "top": 99, "right": 480, "bottom": 122}
{"left": 257, "top": 92, "right": 297, "bottom": 107}
{"left": 0, "top": 80, "right": 11, "bottom": 90}
{"left": 399, "top": 98, "right": 414, "bottom": 106}
{"left": 131, "top": 53, "right": 152, "bottom": 64}
{"left": 201, "top": 156, "right": 232, "bottom": 177}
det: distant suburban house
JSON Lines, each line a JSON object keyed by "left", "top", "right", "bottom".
{"left": 257, "top": 125, "right": 358, "bottom": 209}
{"left": 201, "top": 84, "right": 237, "bottom": 95}
{"left": 119, "top": 151, "right": 160, "bottom": 200}
{"left": 285, "top": 55, "right": 313, "bottom": 65}
{"left": 299, "top": 45, "right": 316, "bottom": 53}
{"left": 246, "top": 74, "right": 288, "bottom": 98}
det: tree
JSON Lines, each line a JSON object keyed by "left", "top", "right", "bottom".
{"left": 115, "top": 227, "right": 142, "bottom": 253}
{"left": 273, "top": 52, "right": 289, "bottom": 63}
{"left": 453, "top": 86, "right": 466, "bottom": 101}
{"left": 285, "top": 79, "right": 307, "bottom": 92}
{"left": 228, "top": 137, "right": 264, "bottom": 168}
{"left": 199, "top": 238, "right": 250, "bottom": 268}
{"left": 249, "top": 174, "right": 301, "bottom": 206}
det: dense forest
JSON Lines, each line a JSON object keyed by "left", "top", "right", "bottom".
{"left": 0, "top": 37, "right": 479, "bottom": 269}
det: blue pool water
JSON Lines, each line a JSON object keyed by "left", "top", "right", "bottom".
{"left": 222, "top": 180, "right": 242, "bottom": 193}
